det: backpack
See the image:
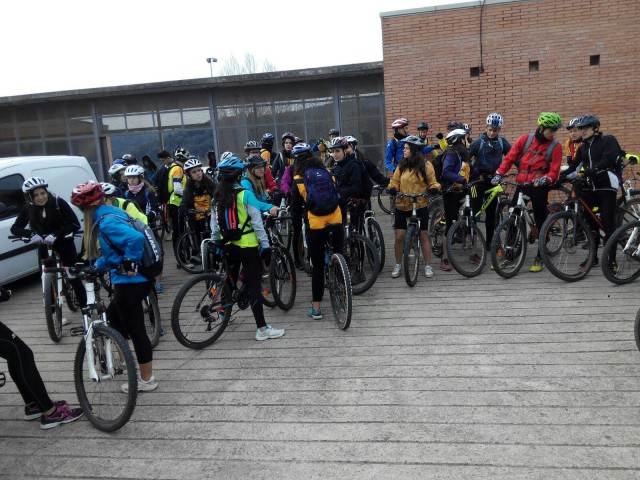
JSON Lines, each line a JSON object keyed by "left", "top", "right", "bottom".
{"left": 154, "top": 165, "right": 170, "bottom": 203}
{"left": 433, "top": 150, "right": 461, "bottom": 183}
{"left": 215, "top": 189, "right": 254, "bottom": 243}
{"left": 477, "top": 137, "right": 505, "bottom": 171}
{"left": 514, "top": 133, "right": 559, "bottom": 173}
{"left": 98, "top": 214, "right": 164, "bottom": 279}
{"left": 355, "top": 154, "right": 373, "bottom": 199}
{"left": 303, "top": 167, "right": 341, "bottom": 216}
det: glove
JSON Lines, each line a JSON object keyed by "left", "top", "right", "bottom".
{"left": 566, "top": 171, "right": 578, "bottom": 180}
{"left": 427, "top": 188, "right": 440, "bottom": 196}
{"left": 44, "top": 234, "right": 56, "bottom": 245}
{"left": 582, "top": 167, "right": 596, "bottom": 178}
{"left": 630, "top": 155, "right": 639, "bottom": 164}
{"left": 387, "top": 187, "right": 398, "bottom": 196}
{"left": 435, "top": 132, "right": 444, "bottom": 140}
{"left": 29, "top": 233, "right": 44, "bottom": 244}
{"left": 491, "top": 175, "right": 502, "bottom": 185}
{"left": 119, "top": 259, "right": 138, "bottom": 275}
{"left": 534, "top": 177, "right": 550, "bottom": 187}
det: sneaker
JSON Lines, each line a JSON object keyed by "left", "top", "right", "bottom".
{"left": 40, "top": 404, "right": 84, "bottom": 430}
{"left": 469, "top": 253, "right": 482, "bottom": 266}
{"left": 441, "top": 258, "right": 452, "bottom": 271}
{"left": 307, "top": 308, "right": 323, "bottom": 320}
{"left": 121, "top": 376, "right": 159, "bottom": 393}
{"left": 391, "top": 264, "right": 402, "bottom": 278}
{"left": 24, "top": 400, "right": 67, "bottom": 421}
{"left": 255, "top": 324, "right": 285, "bottom": 341}
{"left": 159, "top": 327, "right": 166, "bottom": 336}
{"left": 424, "top": 265, "right": 433, "bottom": 278}
{"left": 61, "top": 317, "right": 69, "bottom": 326}
{"left": 530, "top": 258, "right": 544, "bottom": 272}
{"left": 155, "top": 282, "right": 164, "bottom": 294}
{"left": 165, "top": 231, "right": 173, "bottom": 241}
{"left": 294, "top": 260, "right": 303, "bottom": 271}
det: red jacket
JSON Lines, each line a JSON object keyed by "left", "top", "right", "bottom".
{"left": 264, "top": 166, "right": 277, "bottom": 193}
{"left": 496, "top": 133, "right": 563, "bottom": 184}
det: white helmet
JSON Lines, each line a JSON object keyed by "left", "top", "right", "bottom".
{"left": 220, "top": 151, "right": 234, "bottom": 162}
{"left": 108, "top": 163, "right": 127, "bottom": 175}
{"left": 486, "top": 113, "right": 504, "bottom": 128}
{"left": 22, "top": 177, "right": 48, "bottom": 194}
{"left": 124, "top": 165, "right": 145, "bottom": 177}
{"left": 99, "top": 182, "right": 117, "bottom": 196}
{"left": 445, "top": 129, "right": 468, "bottom": 146}
{"left": 184, "top": 158, "right": 203, "bottom": 172}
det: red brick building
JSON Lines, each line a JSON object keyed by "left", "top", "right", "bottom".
{"left": 381, "top": 0, "right": 640, "bottom": 153}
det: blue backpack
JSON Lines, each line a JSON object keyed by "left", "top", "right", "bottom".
{"left": 303, "top": 168, "right": 341, "bottom": 216}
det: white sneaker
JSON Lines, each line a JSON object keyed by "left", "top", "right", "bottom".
{"left": 121, "top": 376, "right": 158, "bottom": 393}
{"left": 61, "top": 317, "right": 69, "bottom": 326}
{"left": 424, "top": 265, "right": 433, "bottom": 278}
{"left": 391, "top": 264, "right": 402, "bottom": 278}
{"left": 255, "top": 324, "right": 285, "bottom": 341}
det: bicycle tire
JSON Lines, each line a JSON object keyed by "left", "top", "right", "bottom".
{"left": 270, "top": 248, "right": 297, "bottom": 311}
{"left": 297, "top": 232, "right": 313, "bottom": 274}
{"left": 539, "top": 211, "right": 595, "bottom": 282}
{"left": 74, "top": 324, "right": 137, "bottom": 432}
{"left": 428, "top": 202, "right": 445, "bottom": 258}
{"left": 447, "top": 221, "right": 487, "bottom": 278}
{"left": 175, "top": 231, "right": 204, "bottom": 274}
{"left": 62, "top": 276, "right": 79, "bottom": 312}
{"left": 601, "top": 220, "right": 640, "bottom": 285}
{"left": 377, "top": 189, "right": 394, "bottom": 215}
{"left": 328, "top": 253, "right": 352, "bottom": 330}
{"left": 43, "top": 272, "right": 63, "bottom": 343}
{"left": 491, "top": 217, "right": 527, "bottom": 278}
{"left": 364, "top": 217, "right": 386, "bottom": 272}
{"left": 143, "top": 292, "right": 161, "bottom": 349}
{"left": 276, "top": 217, "right": 293, "bottom": 251}
{"left": 616, "top": 197, "right": 640, "bottom": 226}
{"left": 343, "top": 233, "right": 380, "bottom": 295}
{"left": 171, "top": 273, "right": 232, "bottom": 349}
{"left": 634, "top": 306, "right": 640, "bottom": 353}
{"left": 403, "top": 224, "right": 420, "bottom": 287}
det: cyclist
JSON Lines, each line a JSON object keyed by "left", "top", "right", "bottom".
{"left": 240, "top": 155, "right": 279, "bottom": 216}
{"left": 11, "top": 177, "right": 87, "bottom": 315}
{"left": 492, "top": 112, "right": 564, "bottom": 272}
{"left": 346, "top": 136, "right": 389, "bottom": 188}
{"left": 271, "top": 132, "right": 296, "bottom": 183}
{"left": 206, "top": 150, "right": 217, "bottom": 171}
{"left": 564, "top": 114, "right": 623, "bottom": 269}
{"left": 435, "top": 121, "right": 466, "bottom": 151}
{"left": 328, "top": 128, "right": 340, "bottom": 141}
{"left": 292, "top": 149, "right": 343, "bottom": 320}
{"left": 564, "top": 117, "right": 583, "bottom": 169}
{"left": 386, "top": 135, "right": 441, "bottom": 278}
{"left": 468, "top": 112, "right": 512, "bottom": 249}
{"left": 259, "top": 133, "right": 276, "bottom": 167}
{"left": 286, "top": 143, "right": 315, "bottom": 270}
{"left": 211, "top": 157, "right": 285, "bottom": 341}
{"left": 168, "top": 146, "right": 188, "bottom": 258}
{"left": 71, "top": 180, "right": 158, "bottom": 392}
{"left": 245, "top": 140, "right": 279, "bottom": 200}
{"left": 140, "top": 155, "right": 158, "bottom": 184}
{"left": 124, "top": 165, "right": 159, "bottom": 226}
{"left": 107, "top": 161, "right": 127, "bottom": 197}
{"left": 440, "top": 129, "right": 477, "bottom": 271}
{"left": 384, "top": 118, "right": 409, "bottom": 177}
{"left": 101, "top": 182, "right": 148, "bottom": 224}
{"left": 121, "top": 153, "right": 137, "bottom": 166}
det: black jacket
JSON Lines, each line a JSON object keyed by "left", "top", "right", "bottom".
{"left": 11, "top": 194, "right": 80, "bottom": 247}
{"left": 332, "top": 153, "right": 365, "bottom": 201}
{"left": 567, "top": 132, "right": 622, "bottom": 192}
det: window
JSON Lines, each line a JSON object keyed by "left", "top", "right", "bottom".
{"left": 529, "top": 61, "right": 539, "bottom": 72}
{"left": 0, "top": 173, "right": 25, "bottom": 220}
{"left": 470, "top": 67, "right": 480, "bottom": 77}
{"left": 590, "top": 55, "right": 600, "bottom": 66}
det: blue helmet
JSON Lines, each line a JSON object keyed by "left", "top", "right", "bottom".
{"left": 217, "top": 156, "right": 245, "bottom": 181}
{"left": 292, "top": 142, "right": 313, "bottom": 159}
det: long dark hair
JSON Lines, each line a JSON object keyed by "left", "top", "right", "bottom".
{"left": 397, "top": 145, "right": 428, "bottom": 182}
{"left": 27, "top": 192, "right": 55, "bottom": 233}
{"left": 445, "top": 141, "right": 471, "bottom": 164}
{"left": 214, "top": 174, "right": 242, "bottom": 209}
{"left": 293, "top": 154, "right": 324, "bottom": 177}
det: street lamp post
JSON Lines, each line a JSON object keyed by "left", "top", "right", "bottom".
{"left": 206, "top": 57, "right": 218, "bottom": 78}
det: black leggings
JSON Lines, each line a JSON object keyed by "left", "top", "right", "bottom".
{"left": 107, "top": 282, "right": 153, "bottom": 365}
{"left": 513, "top": 185, "right": 549, "bottom": 258}
{"left": 225, "top": 245, "right": 267, "bottom": 329}
{"left": 307, "top": 225, "right": 344, "bottom": 302}
{"left": 0, "top": 322, "right": 54, "bottom": 413}
{"left": 291, "top": 207, "right": 303, "bottom": 264}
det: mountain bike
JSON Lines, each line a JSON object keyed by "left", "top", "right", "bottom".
{"left": 45, "top": 264, "right": 137, "bottom": 432}
{"left": 394, "top": 192, "right": 432, "bottom": 286}
{"left": 375, "top": 184, "right": 395, "bottom": 215}
{"left": 342, "top": 199, "right": 380, "bottom": 295}
{"left": 263, "top": 212, "right": 297, "bottom": 310}
{"left": 601, "top": 219, "right": 640, "bottom": 284}
{"left": 175, "top": 209, "right": 211, "bottom": 274}
{"left": 363, "top": 202, "right": 386, "bottom": 272}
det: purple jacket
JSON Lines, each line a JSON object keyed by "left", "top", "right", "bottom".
{"left": 280, "top": 165, "right": 293, "bottom": 195}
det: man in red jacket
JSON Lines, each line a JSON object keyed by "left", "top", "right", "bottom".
{"left": 492, "top": 112, "right": 564, "bottom": 272}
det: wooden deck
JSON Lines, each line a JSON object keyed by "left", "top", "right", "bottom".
{"left": 1, "top": 211, "right": 640, "bottom": 479}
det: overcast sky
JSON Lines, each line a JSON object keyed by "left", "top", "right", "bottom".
{"left": 3, "top": 0, "right": 470, "bottom": 97}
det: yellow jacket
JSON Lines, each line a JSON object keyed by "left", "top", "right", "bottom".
{"left": 294, "top": 174, "right": 342, "bottom": 229}
{"left": 388, "top": 161, "right": 440, "bottom": 211}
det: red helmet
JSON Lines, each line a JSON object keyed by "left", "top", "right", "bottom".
{"left": 391, "top": 117, "right": 409, "bottom": 129}
{"left": 70, "top": 180, "right": 104, "bottom": 208}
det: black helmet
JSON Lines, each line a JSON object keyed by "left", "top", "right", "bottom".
{"left": 244, "top": 140, "right": 261, "bottom": 153}
{"left": 417, "top": 122, "right": 430, "bottom": 130}
{"left": 575, "top": 114, "right": 600, "bottom": 128}
{"left": 281, "top": 132, "right": 296, "bottom": 145}
{"left": 329, "top": 128, "right": 340, "bottom": 136}
{"left": 245, "top": 154, "right": 267, "bottom": 168}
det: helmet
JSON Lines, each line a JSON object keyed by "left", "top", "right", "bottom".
{"left": 108, "top": 163, "right": 126, "bottom": 176}
{"left": 112, "top": 158, "right": 126, "bottom": 166}
{"left": 345, "top": 135, "right": 358, "bottom": 147}
{"left": 486, "top": 113, "right": 504, "bottom": 128}
{"left": 566, "top": 117, "right": 581, "bottom": 130}
{"left": 174, "top": 146, "right": 190, "bottom": 161}
{"left": 245, "top": 154, "right": 267, "bottom": 168}
{"left": 463, "top": 123, "right": 472, "bottom": 133}
{"left": 70, "top": 180, "right": 104, "bottom": 208}
{"left": 217, "top": 156, "right": 246, "bottom": 181}
{"left": 329, "top": 136, "right": 349, "bottom": 150}
{"left": 124, "top": 165, "right": 145, "bottom": 177}
{"left": 537, "top": 112, "right": 563, "bottom": 129}
{"left": 292, "top": 143, "right": 313, "bottom": 158}
{"left": 100, "top": 182, "right": 117, "bottom": 196}
{"left": 391, "top": 118, "right": 409, "bottom": 129}
{"left": 575, "top": 114, "right": 600, "bottom": 128}
{"left": 329, "top": 128, "right": 340, "bottom": 136}
{"left": 403, "top": 135, "right": 425, "bottom": 147}
{"left": 220, "top": 151, "right": 234, "bottom": 162}
{"left": 281, "top": 132, "right": 296, "bottom": 145}
{"left": 261, "top": 133, "right": 275, "bottom": 145}
{"left": 184, "top": 158, "right": 203, "bottom": 172}
{"left": 244, "top": 140, "right": 261, "bottom": 153}
{"left": 447, "top": 121, "right": 465, "bottom": 131}
{"left": 22, "top": 177, "right": 48, "bottom": 194}
{"left": 446, "top": 129, "right": 468, "bottom": 146}
{"left": 417, "top": 122, "right": 430, "bottom": 130}
{"left": 122, "top": 153, "right": 137, "bottom": 164}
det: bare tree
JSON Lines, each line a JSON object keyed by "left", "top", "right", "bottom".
{"left": 243, "top": 53, "right": 257, "bottom": 74}
{"left": 219, "top": 53, "right": 277, "bottom": 76}
{"left": 263, "top": 59, "right": 277, "bottom": 72}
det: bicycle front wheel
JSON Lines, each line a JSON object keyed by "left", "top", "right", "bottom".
{"left": 74, "top": 324, "right": 137, "bottom": 432}
{"left": 447, "top": 221, "right": 487, "bottom": 277}
{"left": 343, "top": 233, "right": 380, "bottom": 295}
{"left": 43, "top": 272, "right": 63, "bottom": 343}
{"left": 601, "top": 220, "right": 640, "bottom": 285}
{"left": 328, "top": 253, "right": 352, "bottom": 330}
{"left": 143, "top": 292, "right": 161, "bottom": 349}
{"left": 171, "top": 273, "right": 232, "bottom": 349}
{"left": 276, "top": 216, "right": 293, "bottom": 251}
{"left": 540, "top": 211, "right": 595, "bottom": 282}
{"left": 403, "top": 224, "right": 420, "bottom": 287}
{"left": 175, "top": 231, "right": 204, "bottom": 274}
{"left": 634, "top": 307, "right": 640, "bottom": 353}
{"left": 364, "top": 217, "right": 386, "bottom": 272}
{"left": 616, "top": 197, "right": 640, "bottom": 226}
{"left": 491, "top": 217, "right": 527, "bottom": 278}
{"left": 270, "top": 248, "right": 297, "bottom": 311}
{"left": 377, "top": 189, "right": 395, "bottom": 215}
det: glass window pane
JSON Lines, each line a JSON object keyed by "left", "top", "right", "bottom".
{"left": 69, "top": 116, "right": 94, "bottom": 135}
{"left": 217, "top": 106, "right": 243, "bottom": 128}
{"left": 67, "top": 102, "right": 92, "bottom": 118}
{"left": 42, "top": 119, "right": 67, "bottom": 137}
{"left": 70, "top": 137, "right": 99, "bottom": 178}
{"left": 217, "top": 128, "right": 245, "bottom": 154}
{"left": 0, "top": 124, "right": 15, "bottom": 142}
{"left": 183, "top": 109, "right": 210, "bottom": 128}
{"left": 19, "top": 141, "right": 45, "bottom": 156}
{"left": 159, "top": 111, "right": 182, "bottom": 128}
{"left": 17, "top": 124, "right": 41, "bottom": 140}
{"left": 45, "top": 140, "right": 70, "bottom": 155}
{"left": 0, "top": 173, "right": 25, "bottom": 220}
{"left": 304, "top": 99, "right": 334, "bottom": 122}
{"left": 15, "top": 107, "right": 38, "bottom": 123}
{"left": 126, "top": 113, "right": 155, "bottom": 130}
{"left": 101, "top": 115, "right": 126, "bottom": 133}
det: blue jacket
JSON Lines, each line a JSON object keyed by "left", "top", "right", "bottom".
{"left": 469, "top": 133, "right": 512, "bottom": 176}
{"left": 93, "top": 205, "right": 149, "bottom": 284}
{"left": 240, "top": 177, "right": 274, "bottom": 213}
{"left": 384, "top": 138, "right": 404, "bottom": 172}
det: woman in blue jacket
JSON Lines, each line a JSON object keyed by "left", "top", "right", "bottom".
{"left": 70, "top": 180, "right": 158, "bottom": 393}
{"left": 241, "top": 155, "right": 279, "bottom": 216}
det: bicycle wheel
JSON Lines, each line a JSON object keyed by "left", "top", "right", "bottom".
{"left": 171, "top": 273, "right": 232, "bottom": 349}
{"left": 539, "top": 211, "right": 595, "bottom": 282}
{"left": 43, "top": 272, "right": 63, "bottom": 343}
{"left": 260, "top": 261, "right": 277, "bottom": 309}
{"left": 297, "top": 231, "right": 313, "bottom": 274}
{"left": 175, "top": 231, "right": 204, "bottom": 274}
{"left": 328, "top": 253, "right": 352, "bottom": 330}
{"left": 428, "top": 202, "right": 445, "bottom": 258}
{"left": 403, "top": 224, "right": 420, "bottom": 287}
{"left": 616, "top": 197, "right": 640, "bottom": 226}
{"left": 143, "top": 292, "right": 161, "bottom": 348}
{"left": 601, "top": 220, "right": 640, "bottom": 285}
{"left": 74, "top": 324, "right": 137, "bottom": 432}
{"left": 491, "top": 217, "right": 527, "bottom": 278}
{"left": 343, "top": 233, "right": 380, "bottom": 295}
{"left": 634, "top": 306, "right": 640, "bottom": 353}
{"left": 377, "top": 189, "right": 394, "bottom": 215}
{"left": 447, "top": 221, "right": 487, "bottom": 277}
{"left": 276, "top": 217, "right": 293, "bottom": 251}
{"left": 62, "top": 276, "right": 79, "bottom": 312}
{"left": 270, "top": 248, "right": 297, "bottom": 310}
{"left": 364, "top": 217, "right": 386, "bottom": 272}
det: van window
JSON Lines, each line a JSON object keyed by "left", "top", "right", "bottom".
{"left": 0, "top": 173, "right": 25, "bottom": 220}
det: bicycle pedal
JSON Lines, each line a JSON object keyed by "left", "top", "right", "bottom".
{"left": 69, "top": 326, "right": 85, "bottom": 337}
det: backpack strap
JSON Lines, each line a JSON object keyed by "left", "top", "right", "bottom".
{"left": 516, "top": 133, "right": 559, "bottom": 174}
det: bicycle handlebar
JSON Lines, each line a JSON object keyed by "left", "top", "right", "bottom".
{"left": 43, "top": 264, "right": 98, "bottom": 278}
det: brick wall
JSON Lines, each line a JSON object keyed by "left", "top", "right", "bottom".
{"left": 381, "top": 0, "right": 640, "bottom": 153}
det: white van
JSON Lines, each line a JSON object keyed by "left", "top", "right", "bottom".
{"left": 0, "top": 156, "right": 97, "bottom": 286}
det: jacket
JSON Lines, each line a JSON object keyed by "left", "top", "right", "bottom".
{"left": 469, "top": 133, "right": 512, "bottom": 176}
{"left": 93, "top": 205, "right": 149, "bottom": 284}
{"left": 388, "top": 160, "right": 440, "bottom": 211}
{"left": 441, "top": 150, "right": 474, "bottom": 189}
{"left": 168, "top": 162, "right": 186, "bottom": 206}
{"left": 183, "top": 176, "right": 215, "bottom": 220}
{"left": 272, "top": 151, "right": 293, "bottom": 182}
{"left": 210, "top": 186, "right": 269, "bottom": 249}
{"left": 496, "top": 133, "right": 563, "bottom": 184}
{"left": 125, "top": 186, "right": 159, "bottom": 220}
{"left": 564, "top": 139, "right": 581, "bottom": 169}
{"left": 384, "top": 138, "right": 404, "bottom": 172}
{"left": 240, "top": 177, "right": 274, "bottom": 213}
{"left": 566, "top": 132, "right": 622, "bottom": 192}
{"left": 332, "top": 153, "right": 365, "bottom": 201}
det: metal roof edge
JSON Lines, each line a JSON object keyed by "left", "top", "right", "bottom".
{"left": 380, "top": 0, "right": 527, "bottom": 18}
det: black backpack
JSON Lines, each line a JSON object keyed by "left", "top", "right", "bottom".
{"left": 356, "top": 157, "right": 373, "bottom": 199}
{"left": 154, "top": 165, "right": 170, "bottom": 203}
